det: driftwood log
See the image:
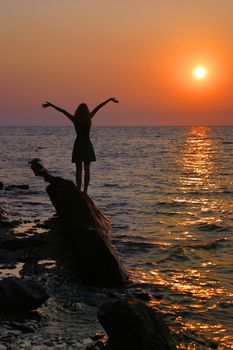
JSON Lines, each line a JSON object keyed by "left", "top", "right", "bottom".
{"left": 30, "top": 159, "right": 128, "bottom": 286}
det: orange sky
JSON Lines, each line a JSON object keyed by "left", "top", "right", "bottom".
{"left": 0, "top": 1, "right": 233, "bottom": 126}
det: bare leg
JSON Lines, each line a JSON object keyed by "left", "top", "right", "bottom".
{"left": 84, "top": 162, "right": 90, "bottom": 194}
{"left": 75, "top": 162, "right": 82, "bottom": 190}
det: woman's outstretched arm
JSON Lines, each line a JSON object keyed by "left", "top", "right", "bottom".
{"left": 90, "top": 98, "right": 119, "bottom": 118}
{"left": 42, "top": 101, "right": 73, "bottom": 121}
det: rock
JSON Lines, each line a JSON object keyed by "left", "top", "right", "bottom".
{"left": 0, "top": 205, "right": 7, "bottom": 220}
{"left": 0, "top": 205, "right": 12, "bottom": 229}
{"left": 90, "top": 333, "right": 105, "bottom": 341}
{"left": 5, "top": 184, "right": 29, "bottom": 191}
{"left": 30, "top": 159, "right": 127, "bottom": 286}
{"left": 31, "top": 346, "right": 45, "bottom": 350}
{"left": 0, "top": 345, "right": 7, "bottom": 350}
{"left": 54, "top": 344, "right": 67, "bottom": 350}
{"left": 97, "top": 298, "right": 176, "bottom": 350}
{"left": 0, "top": 181, "right": 3, "bottom": 190}
{"left": 0, "top": 277, "right": 49, "bottom": 313}
{"left": 132, "top": 289, "right": 151, "bottom": 301}
{"left": 20, "top": 341, "right": 32, "bottom": 348}
{"left": 8, "top": 321, "right": 35, "bottom": 333}
{"left": 0, "top": 205, "right": 20, "bottom": 229}
{"left": 0, "top": 235, "right": 47, "bottom": 250}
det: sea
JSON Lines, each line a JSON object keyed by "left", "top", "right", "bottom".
{"left": 0, "top": 126, "right": 233, "bottom": 349}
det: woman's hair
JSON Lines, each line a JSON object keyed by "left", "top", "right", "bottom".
{"left": 75, "top": 103, "right": 91, "bottom": 125}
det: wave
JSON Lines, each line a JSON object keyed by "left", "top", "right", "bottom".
{"left": 102, "top": 183, "right": 121, "bottom": 188}
{"left": 178, "top": 237, "right": 229, "bottom": 249}
{"left": 118, "top": 239, "right": 171, "bottom": 250}
{"left": 193, "top": 223, "right": 230, "bottom": 232}
{"left": 157, "top": 238, "right": 230, "bottom": 263}
{"left": 113, "top": 224, "right": 129, "bottom": 230}
{"left": 158, "top": 247, "right": 190, "bottom": 262}
{"left": 113, "top": 234, "right": 147, "bottom": 240}
{"left": 118, "top": 237, "right": 230, "bottom": 256}
{"left": 156, "top": 201, "right": 190, "bottom": 208}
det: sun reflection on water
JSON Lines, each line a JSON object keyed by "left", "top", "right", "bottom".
{"left": 179, "top": 127, "right": 219, "bottom": 192}
{"left": 176, "top": 126, "right": 228, "bottom": 230}
{"left": 132, "top": 266, "right": 233, "bottom": 348}
{"left": 129, "top": 127, "right": 233, "bottom": 348}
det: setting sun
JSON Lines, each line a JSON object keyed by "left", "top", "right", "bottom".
{"left": 193, "top": 67, "right": 207, "bottom": 80}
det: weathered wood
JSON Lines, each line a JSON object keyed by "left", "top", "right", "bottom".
{"left": 30, "top": 159, "right": 128, "bottom": 286}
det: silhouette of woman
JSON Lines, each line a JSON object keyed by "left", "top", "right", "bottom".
{"left": 42, "top": 98, "right": 119, "bottom": 193}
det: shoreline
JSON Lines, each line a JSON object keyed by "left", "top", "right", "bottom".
{"left": 0, "top": 218, "right": 107, "bottom": 349}
{"left": 0, "top": 213, "right": 217, "bottom": 350}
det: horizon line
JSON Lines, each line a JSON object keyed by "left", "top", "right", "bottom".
{"left": 0, "top": 124, "right": 233, "bottom": 128}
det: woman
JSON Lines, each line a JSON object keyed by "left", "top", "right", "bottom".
{"left": 42, "top": 98, "right": 119, "bottom": 193}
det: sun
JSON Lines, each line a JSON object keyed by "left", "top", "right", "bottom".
{"left": 193, "top": 66, "right": 207, "bottom": 80}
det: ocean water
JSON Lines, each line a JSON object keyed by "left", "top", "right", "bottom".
{"left": 0, "top": 126, "right": 233, "bottom": 348}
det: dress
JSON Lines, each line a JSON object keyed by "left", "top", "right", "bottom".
{"left": 72, "top": 121, "right": 96, "bottom": 163}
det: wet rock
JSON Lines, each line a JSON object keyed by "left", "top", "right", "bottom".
{"left": 54, "top": 344, "right": 67, "bottom": 350}
{"left": 0, "top": 277, "right": 49, "bottom": 313}
{"left": 98, "top": 298, "right": 176, "bottom": 350}
{"left": 5, "top": 184, "right": 30, "bottom": 191}
{"left": 31, "top": 346, "right": 45, "bottom": 350}
{"left": 90, "top": 333, "right": 105, "bottom": 341}
{"left": 131, "top": 289, "right": 151, "bottom": 301}
{"left": 0, "top": 205, "right": 7, "bottom": 221}
{"left": 0, "top": 345, "right": 7, "bottom": 350}
{"left": 0, "top": 235, "right": 47, "bottom": 251}
{"left": 20, "top": 340, "right": 32, "bottom": 348}
{"left": 8, "top": 321, "right": 35, "bottom": 333}
{"left": 0, "top": 181, "right": 3, "bottom": 190}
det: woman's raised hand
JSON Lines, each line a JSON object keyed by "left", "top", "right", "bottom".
{"left": 109, "top": 98, "right": 119, "bottom": 103}
{"left": 42, "top": 101, "right": 52, "bottom": 108}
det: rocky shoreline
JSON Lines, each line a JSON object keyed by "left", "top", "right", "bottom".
{"left": 0, "top": 216, "right": 111, "bottom": 350}
{"left": 0, "top": 214, "right": 179, "bottom": 350}
{"left": 0, "top": 165, "right": 215, "bottom": 350}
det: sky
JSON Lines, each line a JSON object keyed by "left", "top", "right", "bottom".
{"left": 0, "top": 0, "right": 233, "bottom": 126}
